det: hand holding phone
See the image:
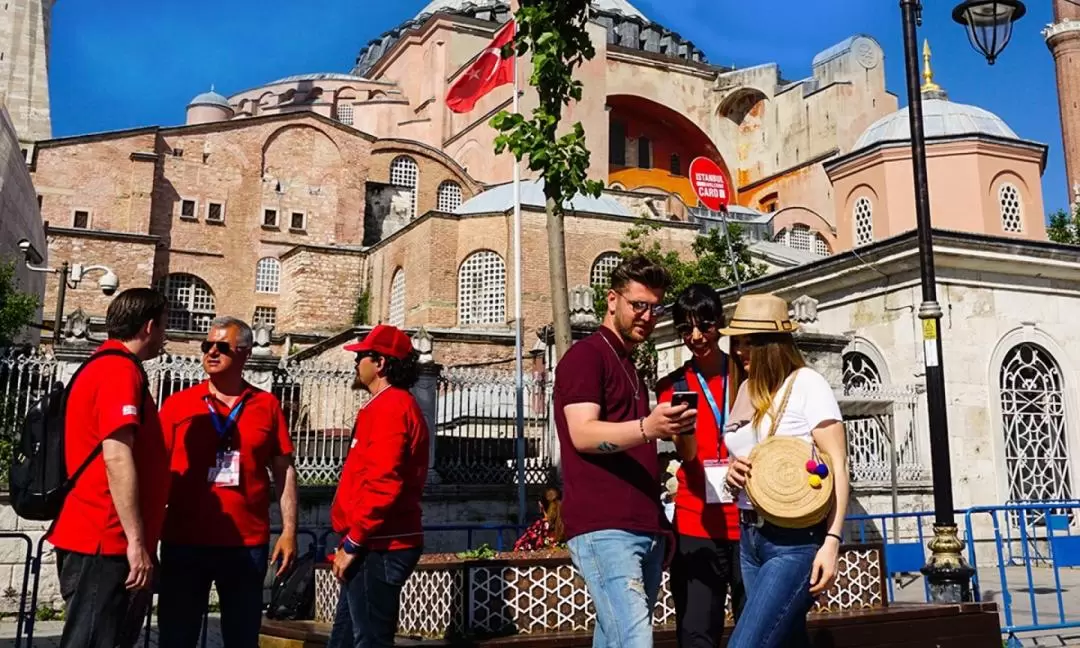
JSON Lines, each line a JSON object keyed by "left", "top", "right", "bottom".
{"left": 670, "top": 391, "right": 698, "bottom": 435}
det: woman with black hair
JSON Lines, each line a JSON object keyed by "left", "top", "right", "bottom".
{"left": 654, "top": 283, "right": 748, "bottom": 647}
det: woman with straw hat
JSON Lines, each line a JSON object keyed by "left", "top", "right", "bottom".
{"left": 720, "top": 294, "right": 849, "bottom": 648}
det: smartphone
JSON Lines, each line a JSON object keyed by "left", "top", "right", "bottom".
{"left": 670, "top": 391, "right": 698, "bottom": 435}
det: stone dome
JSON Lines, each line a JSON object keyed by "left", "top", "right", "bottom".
{"left": 854, "top": 98, "right": 1018, "bottom": 150}
{"left": 187, "top": 89, "right": 232, "bottom": 109}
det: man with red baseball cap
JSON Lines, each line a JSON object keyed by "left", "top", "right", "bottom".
{"left": 327, "top": 324, "right": 430, "bottom": 648}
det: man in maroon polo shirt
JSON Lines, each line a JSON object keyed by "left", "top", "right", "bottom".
{"left": 556, "top": 255, "right": 697, "bottom": 648}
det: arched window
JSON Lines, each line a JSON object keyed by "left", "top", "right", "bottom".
{"left": 854, "top": 197, "right": 874, "bottom": 247}
{"left": 843, "top": 352, "right": 885, "bottom": 484}
{"left": 157, "top": 273, "right": 216, "bottom": 333}
{"left": 999, "top": 343, "right": 1072, "bottom": 522}
{"left": 814, "top": 234, "right": 831, "bottom": 258}
{"left": 590, "top": 252, "right": 622, "bottom": 289}
{"left": 437, "top": 181, "right": 463, "bottom": 213}
{"left": 999, "top": 182, "right": 1023, "bottom": 233}
{"left": 388, "top": 268, "right": 406, "bottom": 328}
{"left": 458, "top": 250, "right": 506, "bottom": 326}
{"left": 255, "top": 257, "right": 281, "bottom": 294}
{"left": 389, "top": 156, "right": 419, "bottom": 219}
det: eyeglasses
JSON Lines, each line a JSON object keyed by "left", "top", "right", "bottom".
{"left": 619, "top": 293, "right": 665, "bottom": 318}
{"left": 201, "top": 340, "right": 248, "bottom": 355}
{"left": 676, "top": 322, "right": 717, "bottom": 337}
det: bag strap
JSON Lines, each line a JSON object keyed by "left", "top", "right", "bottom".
{"left": 765, "top": 369, "right": 799, "bottom": 439}
{"left": 62, "top": 349, "right": 149, "bottom": 487}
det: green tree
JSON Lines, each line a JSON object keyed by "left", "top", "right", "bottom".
{"left": 491, "top": 0, "right": 603, "bottom": 361}
{"left": 0, "top": 260, "right": 38, "bottom": 347}
{"left": 1047, "top": 205, "right": 1080, "bottom": 245}
{"left": 592, "top": 218, "right": 767, "bottom": 385}
{"left": 592, "top": 218, "right": 768, "bottom": 318}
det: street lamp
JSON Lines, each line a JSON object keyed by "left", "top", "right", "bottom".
{"left": 17, "top": 239, "right": 120, "bottom": 344}
{"left": 899, "top": 0, "right": 1024, "bottom": 603}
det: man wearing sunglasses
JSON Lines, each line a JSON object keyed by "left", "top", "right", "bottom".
{"left": 157, "top": 316, "right": 298, "bottom": 648}
{"left": 556, "top": 255, "right": 698, "bottom": 648}
{"left": 327, "top": 324, "right": 429, "bottom": 648}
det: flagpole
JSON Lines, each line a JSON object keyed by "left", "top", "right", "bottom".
{"left": 511, "top": 18, "right": 527, "bottom": 531}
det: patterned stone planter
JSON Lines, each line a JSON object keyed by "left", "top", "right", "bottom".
{"left": 314, "top": 544, "right": 886, "bottom": 640}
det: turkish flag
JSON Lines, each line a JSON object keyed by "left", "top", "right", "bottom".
{"left": 446, "top": 20, "right": 515, "bottom": 114}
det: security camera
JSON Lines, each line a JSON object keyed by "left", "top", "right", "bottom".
{"left": 16, "top": 239, "right": 43, "bottom": 265}
{"left": 98, "top": 271, "right": 119, "bottom": 296}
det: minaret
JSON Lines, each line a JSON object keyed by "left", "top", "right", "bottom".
{"left": 0, "top": 0, "right": 53, "bottom": 144}
{"left": 1045, "top": 0, "right": 1080, "bottom": 203}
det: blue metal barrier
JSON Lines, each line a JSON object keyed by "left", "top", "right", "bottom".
{"left": 0, "top": 532, "right": 36, "bottom": 648}
{"left": 964, "top": 501, "right": 1080, "bottom": 642}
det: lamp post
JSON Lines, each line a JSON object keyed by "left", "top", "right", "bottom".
{"left": 901, "top": 0, "right": 1024, "bottom": 603}
{"left": 17, "top": 240, "right": 120, "bottom": 344}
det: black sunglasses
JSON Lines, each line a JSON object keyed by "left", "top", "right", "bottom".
{"left": 201, "top": 340, "right": 247, "bottom": 355}
{"left": 354, "top": 351, "right": 382, "bottom": 363}
{"left": 676, "top": 321, "right": 718, "bottom": 337}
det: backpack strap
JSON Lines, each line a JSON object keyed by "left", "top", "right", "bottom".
{"left": 62, "top": 349, "right": 149, "bottom": 488}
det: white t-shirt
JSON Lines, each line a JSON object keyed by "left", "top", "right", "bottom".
{"left": 723, "top": 368, "right": 843, "bottom": 510}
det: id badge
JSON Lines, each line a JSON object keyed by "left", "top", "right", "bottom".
{"left": 703, "top": 460, "right": 733, "bottom": 505}
{"left": 208, "top": 451, "right": 241, "bottom": 487}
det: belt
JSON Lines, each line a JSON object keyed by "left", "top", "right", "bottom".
{"left": 738, "top": 509, "right": 764, "bottom": 528}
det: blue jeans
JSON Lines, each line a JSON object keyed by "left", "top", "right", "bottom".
{"left": 157, "top": 543, "right": 270, "bottom": 648}
{"left": 326, "top": 547, "right": 423, "bottom": 648}
{"left": 567, "top": 530, "right": 666, "bottom": 648}
{"left": 726, "top": 522, "right": 825, "bottom": 648}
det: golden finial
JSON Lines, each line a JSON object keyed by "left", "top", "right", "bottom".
{"left": 921, "top": 39, "right": 942, "bottom": 95}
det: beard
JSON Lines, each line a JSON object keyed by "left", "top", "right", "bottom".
{"left": 615, "top": 312, "right": 650, "bottom": 344}
{"left": 351, "top": 375, "right": 367, "bottom": 391}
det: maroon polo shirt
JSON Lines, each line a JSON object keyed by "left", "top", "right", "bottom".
{"left": 554, "top": 326, "right": 666, "bottom": 540}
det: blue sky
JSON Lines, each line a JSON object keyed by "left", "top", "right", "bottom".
{"left": 49, "top": 0, "right": 1068, "bottom": 213}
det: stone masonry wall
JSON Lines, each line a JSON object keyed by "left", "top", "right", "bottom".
{"left": 0, "top": 106, "right": 45, "bottom": 344}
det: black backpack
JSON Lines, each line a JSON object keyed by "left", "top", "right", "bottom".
{"left": 9, "top": 349, "right": 147, "bottom": 522}
{"left": 266, "top": 550, "right": 317, "bottom": 621}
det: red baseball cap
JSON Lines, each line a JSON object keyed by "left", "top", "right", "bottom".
{"left": 344, "top": 324, "right": 414, "bottom": 359}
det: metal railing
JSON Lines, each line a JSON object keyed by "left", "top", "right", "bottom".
{"left": 434, "top": 367, "right": 554, "bottom": 485}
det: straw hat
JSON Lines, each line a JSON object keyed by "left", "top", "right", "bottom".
{"left": 746, "top": 436, "right": 833, "bottom": 529}
{"left": 718, "top": 294, "right": 797, "bottom": 337}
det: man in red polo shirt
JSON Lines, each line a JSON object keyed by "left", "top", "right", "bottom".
{"left": 327, "top": 324, "right": 429, "bottom": 648}
{"left": 556, "top": 256, "right": 696, "bottom": 648}
{"left": 157, "top": 316, "right": 298, "bottom": 648}
{"left": 49, "top": 288, "right": 170, "bottom": 648}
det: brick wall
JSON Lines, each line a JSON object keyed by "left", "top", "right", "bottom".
{"left": 280, "top": 246, "right": 367, "bottom": 334}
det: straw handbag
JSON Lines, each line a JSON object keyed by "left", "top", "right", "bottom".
{"left": 745, "top": 371, "right": 834, "bottom": 529}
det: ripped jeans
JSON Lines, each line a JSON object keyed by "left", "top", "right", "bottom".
{"left": 567, "top": 530, "right": 666, "bottom": 648}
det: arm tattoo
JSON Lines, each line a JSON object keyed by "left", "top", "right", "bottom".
{"left": 597, "top": 441, "right": 620, "bottom": 453}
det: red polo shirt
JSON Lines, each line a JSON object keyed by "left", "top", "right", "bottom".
{"left": 656, "top": 359, "right": 739, "bottom": 542}
{"left": 161, "top": 382, "right": 293, "bottom": 547}
{"left": 49, "top": 341, "right": 171, "bottom": 556}
{"left": 554, "top": 327, "right": 667, "bottom": 540}
{"left": 330, "top": 386, "right": 429, "bottom": 551}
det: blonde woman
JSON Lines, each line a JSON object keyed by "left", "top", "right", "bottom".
{"left": 722, "top": 294, "right": 849, "bottom": 648}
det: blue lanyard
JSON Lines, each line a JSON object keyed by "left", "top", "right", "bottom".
{"left": 204, "top": 395, "right": 247, "bottom": 441}
{"left": 693, "top": 361, "right": 728, "bottom": 455}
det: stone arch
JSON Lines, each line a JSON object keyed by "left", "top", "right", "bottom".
{"left": 717, "top": 88, "right": 769, "bottom": 126}
{"left": 987, "top": 326, "right": 1080, "bottom": 513}
{"left": 261, "top": 124, "right": 343, "bottom": 181}
{"left": 842, "top": 337, "right": 892, "bottom": 386}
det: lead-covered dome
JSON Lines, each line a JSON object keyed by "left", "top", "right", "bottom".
{"left": 854, "top": 98, "right": 1018, "bottom": 151}
{"left": 414, "top": 0, "right": 645, "bottom": 20}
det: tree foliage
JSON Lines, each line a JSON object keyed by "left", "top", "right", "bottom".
{"left": 0, "top": 260, "right": 38, "bottom": 347}
{"left": 1047, "top": 204, "right": 1080, "bottom": 245}
{"left": 592, "top": 218, "right": 768, "bottom": 318}
{"left": 490, "top": 0, "right": 604, "bottom": 213}
{"left": 592, "top": 219, "right": 768, "bottom": 386}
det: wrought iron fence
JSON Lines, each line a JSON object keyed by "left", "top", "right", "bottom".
{"left": 837, "top": 385, "right": 925, "bottom": 487}
{"left": 0, "top": 348, "right": 60, "bottom": 488}
{"left": 434, "top": 366, "right": 554, "bottom": 485}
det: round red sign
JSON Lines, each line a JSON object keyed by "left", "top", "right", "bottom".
{"left": 688, "top": 157, "right": 730, "bottom": 211}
